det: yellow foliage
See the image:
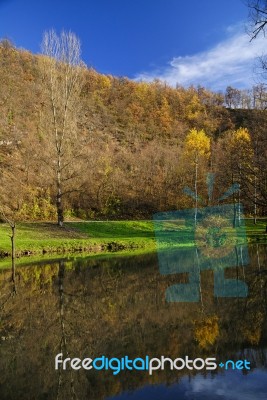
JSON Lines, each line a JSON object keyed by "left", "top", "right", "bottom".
{"left": 185, "top": 93, "right": 203, "bottom": 120}
{"left": 156, "top": 97, "right": 172, "bottom": 133}
{"left": 97, "top": 74, "right": 111, "bottom": 90}
{"left": 194, "top": 315, "right": 219, "bottom": 349}
{"left": 243, "top": 327, "right": 261, "bottom": 345}
{"left": 185, "top": 128, "right": 210, "bottom": 158}
{"left": 135, "top": 81, "right": 150, "bottom": 100}
{"left": 242, "top": 310, "right": 263, "bottom": 345}
{"left": 232, "top": 127, "right": 251, "bottom": 143}
{"left": 229, "top": 127, "right": 254, "bottom": 162}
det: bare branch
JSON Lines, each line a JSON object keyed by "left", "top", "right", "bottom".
{"left": 247, "top": 0, "right": 267, "bottom": 39}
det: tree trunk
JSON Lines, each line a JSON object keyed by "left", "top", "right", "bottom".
{"left": 10, "top": 222, "right": 16, "bottom": 293}
{"left": 56, "top": 194, "right": 64, "bottom": 227}
{"left": 194, "top": 154, "right": 198, "bottom": 227}
{"left": 232, "top": 173, "right": 237, "bottom": 228}
{"left": 56, "top": 155, "right": 64, "bottom": 227}
{"left": 237, "top": 164, "right": 241, "bottom": 227}
{"left": 254, "top": 173, "right": 257, "bottom": 225}
{"left": 10, "top": 224, "right": 15, "bottom": 279}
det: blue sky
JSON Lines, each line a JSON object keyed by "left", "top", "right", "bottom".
{"left": 0, "top": 0, "right": 266, "bottom": 90}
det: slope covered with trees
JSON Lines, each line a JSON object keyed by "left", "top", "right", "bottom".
{"left": 0, "top": 37, "right": 266, "bottom": 222}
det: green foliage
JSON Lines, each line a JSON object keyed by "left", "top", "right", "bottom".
{"left": 7, "top": 109, "right": 14, "bottom": 126}
{"left": 17, "top": 192, "right": 57, "bottom": 221}
{"left": 103, "top": 195, "right": 121, "bottom": 216}
{"left": 64, "top": 208, "right": 76, "bottom": 219}
{"left": 75, "top": 208, "right": 87, "bottom": 220}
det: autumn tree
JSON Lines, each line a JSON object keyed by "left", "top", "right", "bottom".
{"left": 40, "top": 30, "right": 86, "bottom": 226}
{"left": 235, "top": 124, "right": 267, "bottom": 226}
{"left": 184, "top": 128, "right": 210, "bottom": 225}
{"left": 245, "top": 1, "right": 267, "bottom": 225}
{"left": 216, "top": 128, "right": 254, "bottom": 226}
{"left": 230, "top": 128, "right": 254, "bottom": 225}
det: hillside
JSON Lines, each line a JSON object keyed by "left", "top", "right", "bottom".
{"left": 0, "top": 39, "right": 266, "bottom": 221}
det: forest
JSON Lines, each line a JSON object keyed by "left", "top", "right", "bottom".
{"left": 0, "top": 35, "right": 266, "bottom": 225}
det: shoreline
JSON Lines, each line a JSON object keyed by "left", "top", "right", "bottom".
{"left": 0, "top": 219, "right": 266, "bottom": 262}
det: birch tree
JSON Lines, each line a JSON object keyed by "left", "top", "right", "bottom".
{"left": 184, "top": 128, "right": 210, "bottom": 225}
{"left": 40, "top": 30, "right": 85, "bottom": 226}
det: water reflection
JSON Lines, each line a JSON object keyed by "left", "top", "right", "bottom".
{"left": 107, "top": 369, "right": 267, "bottom": 400}
{"left": 0, "top": 244, "right": 266, "bottom": 399}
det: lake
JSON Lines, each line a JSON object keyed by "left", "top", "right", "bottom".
{"left": 0, "top": 244, "right": 267, "bottom": 399}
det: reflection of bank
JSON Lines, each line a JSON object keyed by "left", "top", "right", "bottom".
{"left": 0, "top": 251, "right": 266, "bottom": 399}
{"left": 153, "top": 204, "right": 249, "bottom": 302}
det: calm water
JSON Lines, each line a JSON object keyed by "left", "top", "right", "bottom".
{"left": 0, "top": 244, "right": 267, "bottom": 400}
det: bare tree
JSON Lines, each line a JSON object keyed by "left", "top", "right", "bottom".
{"left": 225, "top": 86, "right": 241, "bottom": 109}
{"left": 0, "top": 209, "right": 16, "bottom": 293}
{"left": 247, "top": 0, "right": 267, "bottom": 40}
{"left": 40, "top": 30, "right": 86, "bottom": 226}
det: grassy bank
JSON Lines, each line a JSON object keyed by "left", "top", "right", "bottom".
{"left": 244, "top": 218, "right": 267, "bottom": 242}
{"left": 0, "top": 218, "right": 266, "bottom": 260}
{"left": 0, "top": 221, "right": 157, "bottom": 257}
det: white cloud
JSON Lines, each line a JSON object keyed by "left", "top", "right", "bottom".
{"left": 186, "top": 370, "right": 267, "bottom": 400}
{"left": 135, "top": 27, "right": 267, "bottom": 90}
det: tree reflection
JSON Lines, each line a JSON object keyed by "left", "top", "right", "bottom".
{"left": 0, "top": 246, "right": 266, "bottom": 399}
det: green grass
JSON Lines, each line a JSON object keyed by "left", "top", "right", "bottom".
{"left": 69, "top": 220, "right": 155, "bottom": 239}
{"left": 245, "top": 218, "right": 267, "bottom": 242}
{"left": 0, "top": 218, "right": 266, "bottom": 263}
{"left": 0, "top": 221, "right": 157, "bottom": 257}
